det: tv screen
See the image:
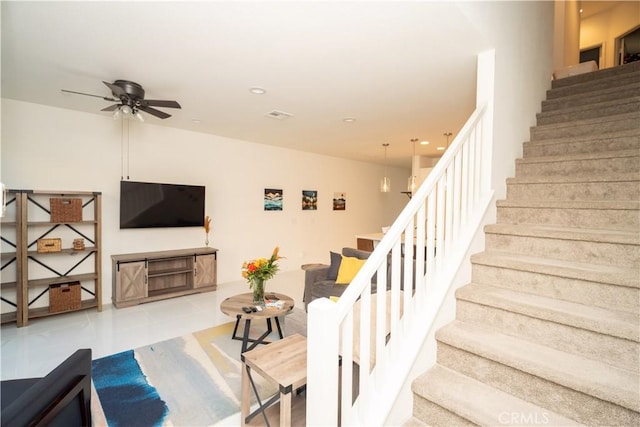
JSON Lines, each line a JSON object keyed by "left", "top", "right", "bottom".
{"left": 120, "top": 181, "right": 205, "bottom": 229}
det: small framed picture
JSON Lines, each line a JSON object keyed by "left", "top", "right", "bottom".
{"left": 264, "top": 188, "right": 283, "bottom": 211}
{"left": 333, "top": 192, "right": 346, "bottom": 210}
{"left": 302, "top": 190, "right": 317, "bottom": 210}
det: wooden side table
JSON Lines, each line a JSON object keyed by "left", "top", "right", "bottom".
{"left": 241, "top": 333, "right": 307, "bottom": 426}
{"left": 220, "top": 292, "right": 294, "bottom": 353}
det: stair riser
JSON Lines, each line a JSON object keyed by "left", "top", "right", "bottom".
{"left": 456, "top": 300, "right": 639, "bottom": 371}
{"left": 552, "top": 62, "right": 640, "bottom": 89}
{"left": 497, "top": 206, "right": 640, "bottom": 230}
{"left": 484, "top": 233, "right": 640, "bottom": 268}
{"left": 506, "top": 181, "right": 640, "bottom": 202}
{"left": 437, "top": 344, "right": 640, "bottom": 426}
{"left": 547, "top": 73, "right": 640, "bottom": 100}
{"left": 537, "top": 99, "right": 640, "bottom": 125}
{"left": 523, "top": 136, "right": 640, "bottom": 157}
{"left": 471, "top": 263, "right": 640, "bottom": 314}
{"left": 530, "top": 115, "right": 640, "bottom": 140}
{"left": 515, "top": 155, "right": 639, "bottom": 177}
{"left": 541, "top": 85, "right": 640, "bottom": 112}
{"left": 412, "top": 395, "right": 476, "bottom": 427}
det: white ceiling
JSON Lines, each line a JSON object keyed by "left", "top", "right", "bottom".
{"left": 1, "top": 1, "right": 492, "bottom": 168}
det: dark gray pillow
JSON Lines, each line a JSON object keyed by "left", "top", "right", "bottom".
{"left": 327, "top": 251, "right": 342, "bottom": 280}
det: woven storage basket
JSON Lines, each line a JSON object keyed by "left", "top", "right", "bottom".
{"left": 50, "top": 198, "right": 82, "bottom": 223}
{"left": 49, "top": 282, "right": 81, "bottom": 313}
{"left": 37, "top": 238, "right": 62, "bottom": 253}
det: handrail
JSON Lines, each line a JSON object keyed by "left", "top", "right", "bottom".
{"left": 307, "top": 51, "right": 496, "bottom": 426}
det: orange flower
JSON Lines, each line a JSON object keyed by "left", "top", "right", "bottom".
{"left": 241, "top": 246, "right": 284, "bottom": 286}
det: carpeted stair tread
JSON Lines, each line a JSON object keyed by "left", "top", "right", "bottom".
{"left": 403, "top": 416, "right": 430, "bottom": 426}
{"left": 436, "top": 321, "right": 640, "bottom": 411}
{"left": 515, "top": 148, "right": 640, "bottom": 166}
{"left": 537, "top": 96, "right": 640, "bottom": 125}
{"left": 456, "top": 282, "right": 640, "bottom": 341}
{"left": 551, "top": 61, "right": 640, "bottom": 89}
{"left": 496, "top": 199, "right": 640, "bottom": 211}
{"left": 412, "top": 365, "right": 581, "bottom": 427}
{"left": 542, "top": 82, "right": 640, "bottom": 112}
{"left": 484, "top": 223, "right": 640, "bottom": 245}
{"left": 471, "top": 251, "right": 639, "bottom": 288}
{"left": 530, "top": 111, "right": 640, "bottom": 139}
{"left": 523, "top": 127, "right": 640, "bottom": 147}
{"left": 506, "top": 171, "right": 639, "bottom": 184}
{"left": 546, "top": 72, "right": 640, "bottom": 99}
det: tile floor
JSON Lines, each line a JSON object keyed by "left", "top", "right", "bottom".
{"left": 0, "top": 270, "right": 306, "bottom": 381}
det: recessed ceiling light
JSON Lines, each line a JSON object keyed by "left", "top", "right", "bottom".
{"left": 436, "top": 146, "right": 445, "bottom": 151}
{"left": 420, "top": 140, "right": 429, "bottom": 145}
{"left": 249, "top": 87, "right": 266, "bottom": 95}
{"left": 343, "top": 118, "right": 356, "bottom": 123}
{"left": 191, "top": 119, "right": 201, "bottom": 124}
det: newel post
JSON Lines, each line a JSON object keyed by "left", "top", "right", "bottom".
{"left": 306, "top": 298, "right": 340, "bottom": 426}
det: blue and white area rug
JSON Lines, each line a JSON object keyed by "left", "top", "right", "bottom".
{"left": 91, "top": 309, "right": 307, "bottom": 426}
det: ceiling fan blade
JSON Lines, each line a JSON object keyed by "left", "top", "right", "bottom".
{"left": 61, "top": 89, "right": 118, "bottom": 102}
{"left": 103, "top": 81, "right": 127, "bottom": 98}
{"left": 101, "top": 104, "right": 121, "bottom": 112}
{"left": 140, "top": 99, "right": 181, "bottom": 109}
{"left": 138, "top": 105, "right": 171, "bottom": 119}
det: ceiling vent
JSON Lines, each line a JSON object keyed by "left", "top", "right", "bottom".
{"left": 265, "top": 110, "right": 293, "bottom": 120}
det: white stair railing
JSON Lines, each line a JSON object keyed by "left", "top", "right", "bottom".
{"left": 307, "top": 50, "right": 496, "bottom": 425}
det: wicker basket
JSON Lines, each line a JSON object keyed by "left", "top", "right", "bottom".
{"left": 49, "top": 282, "right": 81, "bottom": 313}
{"left": 50, "top": 198, "right": 82, "bottom": 223}
{"left": 37, "top": 238, "right": 62, "bottom": 253}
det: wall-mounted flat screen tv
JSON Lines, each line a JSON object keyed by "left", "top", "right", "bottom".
{"left": 120, "top": 181, "right": 205, "bottom": 229}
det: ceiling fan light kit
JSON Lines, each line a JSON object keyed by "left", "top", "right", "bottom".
{"left": 62, "top": 80, "right": 181, "bottom": 120}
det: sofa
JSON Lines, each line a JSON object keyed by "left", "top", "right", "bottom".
{"left": 303, "top": 247, "right": 376, "bottom": 310}
{"left": 303, "top": 247, "right": 416, "bottom": 311}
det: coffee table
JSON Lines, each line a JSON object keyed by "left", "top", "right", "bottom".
{"left": 220, "top": 292, "right": 295, "bottom": 353}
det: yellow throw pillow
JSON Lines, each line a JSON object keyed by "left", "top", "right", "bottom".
{"left": 335, "top": 256, "right": 366, "bottom": 285}
{"left": 329, "top": 296, "right": 340, "bottom": 303}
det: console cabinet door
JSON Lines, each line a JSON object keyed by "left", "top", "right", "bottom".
{"left": 194, "top": 254, "right": 216, "bottom": 288}
{"left": 116, "top": 261, "right": 147, "bottom": 302}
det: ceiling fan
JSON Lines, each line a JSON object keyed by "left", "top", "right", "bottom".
{"left": 61, "top": 80, "right": 181, "bottom": 120}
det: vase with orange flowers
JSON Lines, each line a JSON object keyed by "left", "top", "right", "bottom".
{"left": 241, "top": 247, "right": 284, "bottom": 305}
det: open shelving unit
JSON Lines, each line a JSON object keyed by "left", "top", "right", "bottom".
{"left": 0, "top": 189, "right": 102, "bottom": 327}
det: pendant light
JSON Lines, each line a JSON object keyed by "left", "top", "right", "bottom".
{"left": 380, "top": 143, "right": 391, "bottom": 192}
{"left": 407, "top": 138, "right": 418, "bottom": 193}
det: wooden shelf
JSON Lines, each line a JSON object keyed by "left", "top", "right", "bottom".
{"left": 148, "top": 285, "right": 190, "bottom": 297}
{"left": 1, "top": 311, "right": 18, "bottom": 324}
{"left": 26, "top": 247, "right": 97, "bottom": 256}
{"left": 26, "top": 220, "right": 98, "bottom": 226}
{"left": 148, "top": 267, "right": 193, "bottom": 278}
{"left": 28, "top": 273, "right": 98, "bottom": 288}
{"left": 28, "top": 298, "right": 98, "bottom": 319}
{"left": 1, "top": 280, "right": 18, "bottom": 289}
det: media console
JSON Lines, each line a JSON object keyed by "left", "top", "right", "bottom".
{"left": 111, "top": 247, "right": 217, "bottom": 308}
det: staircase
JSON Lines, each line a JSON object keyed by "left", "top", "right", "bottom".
{"left": 409, "top": 62, "right": 640, "bottom": 426}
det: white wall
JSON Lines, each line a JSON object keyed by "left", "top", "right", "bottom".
{"left": 458, "top": 1, "right": 555, "bottom": 201}
{"left": 580, "top": 1, "right": 640, "bottom": 69}
{"left": 1, "top": 99, "right": 409, "bottom": 305}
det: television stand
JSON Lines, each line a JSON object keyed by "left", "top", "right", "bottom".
{"left": 111, "top": 247, "right": 217, "bottom": 308}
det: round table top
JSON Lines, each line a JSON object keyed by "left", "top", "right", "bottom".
{"left": 220, "top": 292, "right": 294, "bottom": 320}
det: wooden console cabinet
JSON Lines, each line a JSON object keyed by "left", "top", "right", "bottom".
{"left": 111, "top": 247, "right": 217, "bottom": 308}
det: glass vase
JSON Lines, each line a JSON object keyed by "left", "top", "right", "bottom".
{"left": 251, "top": 277, "right": 265, "bottom": 306}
